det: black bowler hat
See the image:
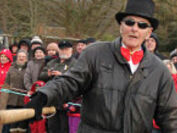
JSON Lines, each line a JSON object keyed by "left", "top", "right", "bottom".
{"left": 58, "top": 40, "right": 72, "bottom": 49}
{"left": 115, "top": 0, "right": 159, "bottom": 30}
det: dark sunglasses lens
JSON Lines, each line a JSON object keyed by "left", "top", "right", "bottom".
{"left": 124, "top": 20, "right": 135, "bottom": 26}
{"left": 138, "top": 22, "right": 149, "bottom": 29}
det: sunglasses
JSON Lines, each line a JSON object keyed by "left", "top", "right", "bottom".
{"left": 122, "top": 19, "right": 151, "bottom": 29}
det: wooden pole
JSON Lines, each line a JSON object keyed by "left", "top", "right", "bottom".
{"left": 0, "top": 92, "right": 9, "bottom": 133}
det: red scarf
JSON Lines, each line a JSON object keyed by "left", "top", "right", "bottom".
{"left": 120, "top": 46, "right": 144, "bottom": 65}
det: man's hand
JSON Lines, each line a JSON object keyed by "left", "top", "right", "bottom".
{"left": 48, "top": 69, "right": 62, "bottom": 77}
{"left": 27, "top": 92, "right": 47, "bottom": 121}
{"left": 51, "top": 70, "right": 62, "bottom": 76}
{"left": 18, "top": 92, "right": 47, "bottom": 131}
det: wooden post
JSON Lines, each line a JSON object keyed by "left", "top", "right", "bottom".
{"left": 0, "top": 92, "right": 9, "bottom": 133}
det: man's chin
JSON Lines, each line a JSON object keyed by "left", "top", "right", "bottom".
{"left": 125, "top": 43, "right": 141, "bottom": 51}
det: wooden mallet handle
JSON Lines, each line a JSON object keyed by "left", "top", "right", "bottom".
{"left": 0, "top": 106, "right": 56, "bottom": 124}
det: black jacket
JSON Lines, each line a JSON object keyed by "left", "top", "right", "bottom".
{"left": 39, "top": 38, "right": 177, "bottom": 133}
{"left": 38, "top": 57, "right": 76, "bottom": 82}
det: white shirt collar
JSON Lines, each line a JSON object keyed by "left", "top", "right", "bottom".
{"left": 121, "top": 43, "right": 141, "bottom": 74}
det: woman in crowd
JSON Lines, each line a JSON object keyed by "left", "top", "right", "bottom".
{"left": 3, "top": 50, "right": 28, "bottom": 133}
{"left": 145, "top": 32, "right": 166, "bottom": 60}
{"left": 24, "top": 47, "right": 46, "bottom": 90}
{"left": 9, "top": 43, "right": 18, "bottom": 61}
{"left": 18, "top": 38, "right": 31, "bottom": 53}
{"left": 0, "top": 49, "right": 13, "bottom": 133}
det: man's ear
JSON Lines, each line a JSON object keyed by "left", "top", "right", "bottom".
{"left": 145, "top": 27, "right": 153, "bottom": 40}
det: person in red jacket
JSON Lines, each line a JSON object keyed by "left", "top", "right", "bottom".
{"left": 152, "top": 59, "right": 177, "bottom": 133}
{"left": 0, "top": 49, "right": 13, "bottom": 89}
{"left": 163, "top": 60, "right": 177, "bottom": 90}
{"left": 22, "top": 81, "right": 46, "bottom": 133}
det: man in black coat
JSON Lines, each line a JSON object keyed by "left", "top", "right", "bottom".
{"left": 73, "top": 39, "right": 87, "bottom": 59}
{"left": 19, "top": 0, "right": 177, "bottom": 133}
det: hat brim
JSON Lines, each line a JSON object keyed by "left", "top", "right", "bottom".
{"left": 115, "top": 12, "right": 159, "bottom": 31}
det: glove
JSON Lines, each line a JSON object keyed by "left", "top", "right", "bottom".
{"left": 26, "top": 92, "right": 47, "bottom": 121}
{"left": 18, "top": 92, "right": 47, "bottom": 131}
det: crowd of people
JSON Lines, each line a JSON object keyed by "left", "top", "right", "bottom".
{"left": 0, "top": 36, "right": 95, "bottom": 133}
{"left": 0, "top": 0, "right": 177, "bottom": 133}
{"left": 0, "top": 33, "right": 176, "bottom": 133}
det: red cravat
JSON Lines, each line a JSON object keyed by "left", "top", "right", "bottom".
{"left": 120, "top": 46, "right": 144, "bottom": 65}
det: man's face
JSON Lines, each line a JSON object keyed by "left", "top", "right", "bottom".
{"left": 145, "top": 37, "right": 157, "bottom": 53}
{"left": 59, "top": 47, "right": 73, "bottom": 60}
{"left": 76, "top": 43, "right": 87, "bottom": 54}
{"left": 120, "top": 16, "right": 153, "bottom": 51}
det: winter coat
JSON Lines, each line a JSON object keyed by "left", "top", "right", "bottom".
{"left": 5, "top": 62, "right": 27, "bottom": 106}
{"left": 24, "top": 59, "right": 45, "bottom": 90}
{"left": 39, "top": 38, "right": 177, "bottom": 133}
{"left": 38, "top": 57, "right": 76, "bottom": 82}
{"left": 72, "top": 52, "right": 80, "bottom": 59}
{"left": 0, "top": 49, "right": 13, "bottom": 88}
